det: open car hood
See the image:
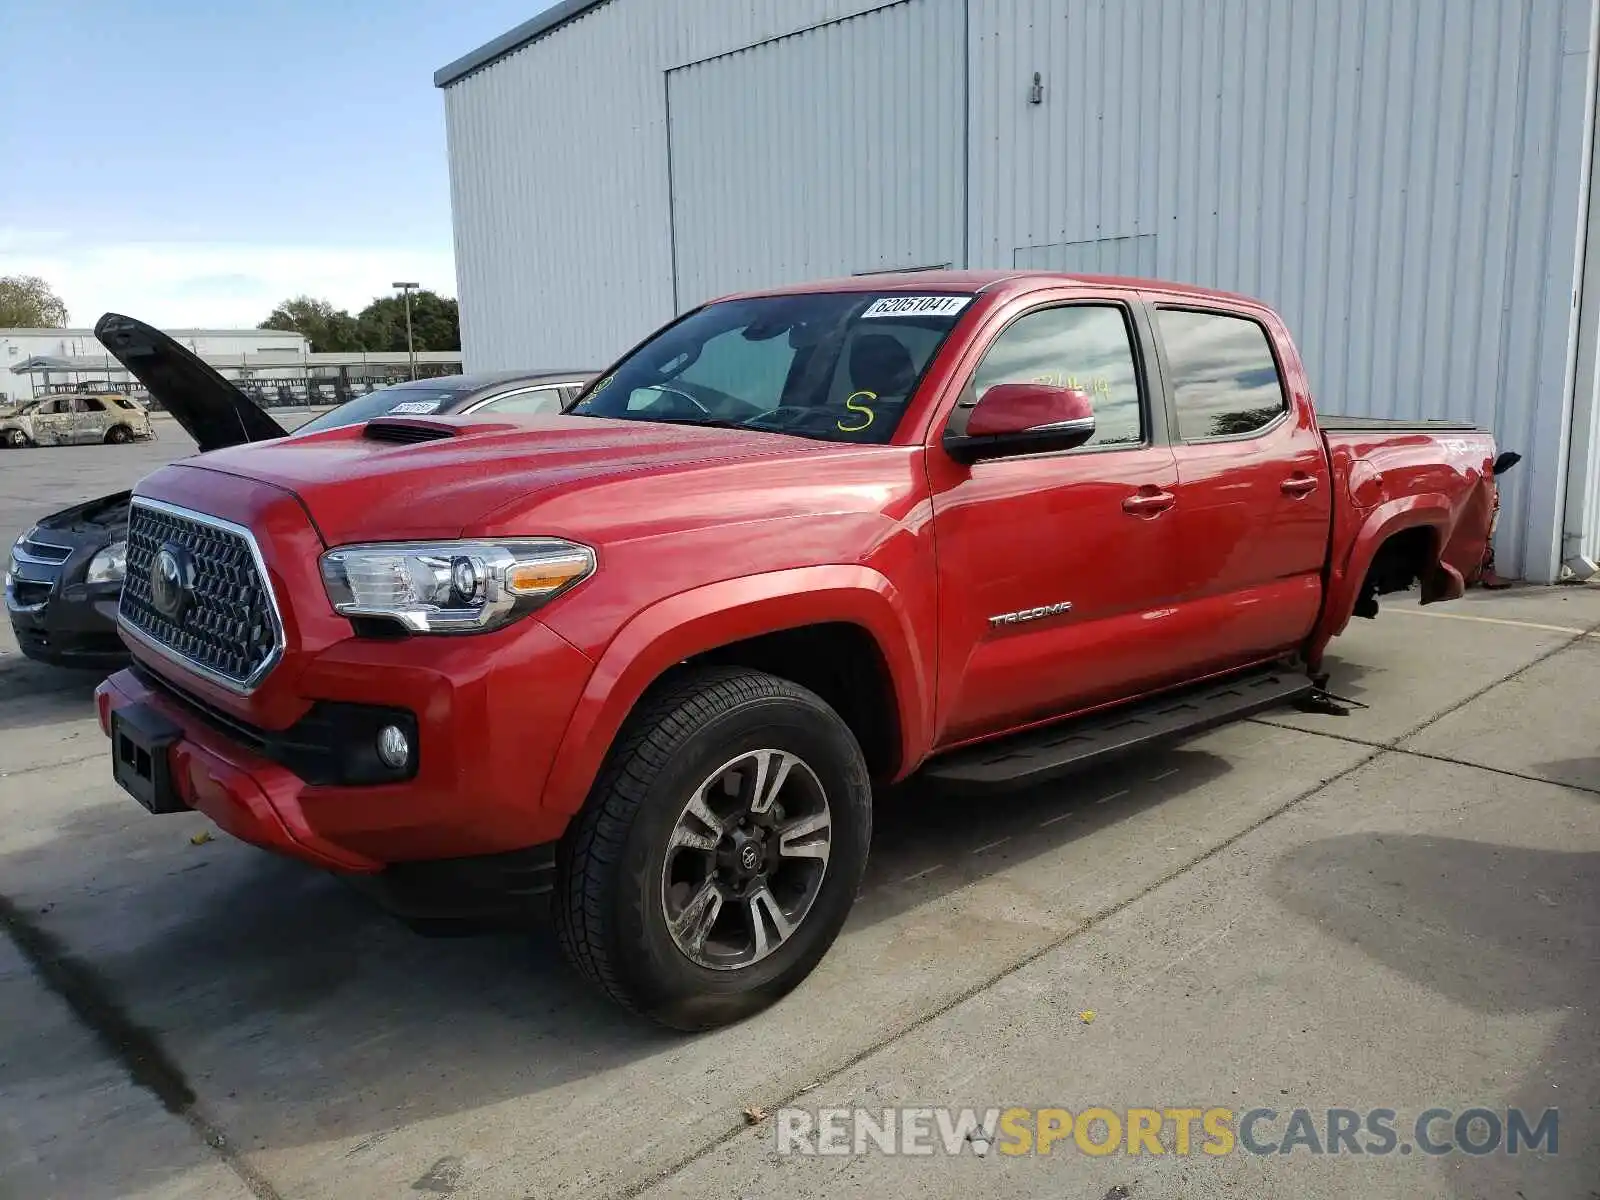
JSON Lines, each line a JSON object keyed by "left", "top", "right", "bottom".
{"left": 93, "top": 313, "right": 288, "bottom": 452}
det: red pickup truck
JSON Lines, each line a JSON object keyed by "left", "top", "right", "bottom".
{"left": 94, "top": 271, "right": 1506, "bottom": 1030}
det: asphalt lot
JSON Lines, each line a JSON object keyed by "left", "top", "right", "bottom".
{"left": 1, "top": 427, "right": 1596, "bottom": 1199}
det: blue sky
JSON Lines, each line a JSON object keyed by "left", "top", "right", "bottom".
{"left": 1, "top": 1, "right": 552, "bottom": 327}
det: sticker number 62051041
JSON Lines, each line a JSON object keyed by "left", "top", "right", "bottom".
{"left": 861, "top": 295, "right": 972, "bottom": 319}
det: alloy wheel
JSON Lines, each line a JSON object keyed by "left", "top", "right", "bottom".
{"left": 660, "top": 748, "right": 832, "bottom": 971}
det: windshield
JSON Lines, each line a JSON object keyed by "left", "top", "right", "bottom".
{"left": 568, "top": 291, "right": 973, "bottom": 443}
{"left": 295, "top": 385, "right": 466, "bottom": 435}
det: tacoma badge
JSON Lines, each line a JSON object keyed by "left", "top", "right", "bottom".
{"left": 989, "top": 601, "right": 1073, "bottom": 628}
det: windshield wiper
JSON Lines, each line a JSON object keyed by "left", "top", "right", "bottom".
{"left": 569, "top": 411, "right": 749, "bottom": 431}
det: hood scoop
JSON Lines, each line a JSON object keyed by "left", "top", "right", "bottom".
{"left": 363, "top": 417, "right": 459, "bottom": 444}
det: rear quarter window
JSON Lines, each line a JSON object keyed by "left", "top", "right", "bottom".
{"left": 1157, "top": 309, "right": 1287, "bottom": 440}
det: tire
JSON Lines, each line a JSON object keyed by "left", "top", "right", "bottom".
{"left": 3, "top": 429, "right": 25, "bottom": 448}
{"left": 105, "top": 425, "right": 132, "bottom": 444}
{"left": 554, "top": 667, "right": 872, "bottom": 1030}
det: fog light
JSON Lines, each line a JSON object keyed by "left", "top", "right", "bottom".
{"left": 376, "top": 725, "right": 411, "bottom": 771}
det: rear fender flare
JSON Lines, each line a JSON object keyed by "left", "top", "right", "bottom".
{"left": 541, "top": 565, "right": 933, "bottom": 818}
{"left": 1318, "top": 494, "right": 1452, "bottom": 645}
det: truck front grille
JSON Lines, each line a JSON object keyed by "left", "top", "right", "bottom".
{"left": 120, "top": 499, "right": 283, "bottom": 690}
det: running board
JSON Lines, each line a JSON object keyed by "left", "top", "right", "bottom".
{"left": 921, "top": 667, "right": 1314, "bottom": 791}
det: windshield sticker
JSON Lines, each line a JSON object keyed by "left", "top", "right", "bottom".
{"left": 387, "top": 399, "right": 444, "bottom": 415}
{"left": 837, "top": 390, "right": 877, "bottom": 434}
{"left": 861, "top": 295, "right": 972, "bottom": 320}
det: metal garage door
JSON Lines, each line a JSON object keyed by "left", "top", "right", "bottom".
{"left": 666, "top": 0, "right": 966, "bottom": 308}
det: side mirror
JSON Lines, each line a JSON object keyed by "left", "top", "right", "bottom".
{"left": 942, "top": 382, "right": 1097, "bottom": 464}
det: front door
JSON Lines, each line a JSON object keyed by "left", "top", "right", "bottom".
{"left": 926, "top": 297, "right": 1184, "bottom": 746}
{"left": 72, "top": 396, "right": 108, "bottom": 442}
{"left": 1151, "top": 303, "right": 1333, "bottom": 673}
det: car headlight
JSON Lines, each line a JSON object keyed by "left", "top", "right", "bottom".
{"left": 319, "top": 539, "right": 595, "bottom": 634}
{"left": 86, "top": 540, "right": 127, "bottom": 585}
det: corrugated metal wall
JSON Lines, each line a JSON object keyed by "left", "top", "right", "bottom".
{"left": 967, "top": 0, "right": 1597, "bottom": 581}
{"left": 444, "top": 0, "right": 1600, "bottom": 581}
{"left": 667, "top": 0, "right": 965, "bottom": 305}
{"left": 443, "top": 0, "right": 909, "bottom": 373}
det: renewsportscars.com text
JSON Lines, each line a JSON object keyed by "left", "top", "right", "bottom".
{"left": 774, "top": 1105, "right": 1560, "bottom": 1158}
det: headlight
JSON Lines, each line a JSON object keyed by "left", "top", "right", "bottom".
{"left": 86, "top": 540, "right": 127, "bottom": 585}
{"left": 319, "top": 539, "right": 595, "bottom": 634}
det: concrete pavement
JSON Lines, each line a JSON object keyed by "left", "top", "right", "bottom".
{"left": 0, "top": 438, "right": 1595, "bottom": 1198}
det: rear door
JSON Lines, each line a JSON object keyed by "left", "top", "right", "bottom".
{"left": 1149, "top": 300, "right": 1332, "bottom": 672}
{"left": 925, "top": 292, "right": 1187, "bottom": 745}
{"left": 30, "top": 398, "right": 73, "bottom": 444}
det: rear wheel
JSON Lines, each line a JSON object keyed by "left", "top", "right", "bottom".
{"left": 105, "top": 424, "right": 132, "bottom": 444}
{"left": 554, "top": 668, "right": 871, "bottom": 1030}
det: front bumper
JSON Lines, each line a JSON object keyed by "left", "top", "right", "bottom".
{"left": 6, "top": 576, "right": 127, "bottom": 668}
{"left": 95, "top": 613, "right": 598, "bottom": 873}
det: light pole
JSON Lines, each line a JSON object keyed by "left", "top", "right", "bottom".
{"left": 392, "top": 281, "right": 419, "bottom": 380}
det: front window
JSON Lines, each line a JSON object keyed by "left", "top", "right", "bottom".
{"left": 569, "top": 292, "right": 973, "bottom": 444}
{"left": 474, "top": 387, "right": 565, "bottom": 416}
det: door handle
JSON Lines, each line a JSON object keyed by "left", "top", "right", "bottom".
{"left": 1281, "top": 475, "right": 1319, "bottom": 497}
{"left": 1122, "top": 489, "right": 1176, "bottom": 517}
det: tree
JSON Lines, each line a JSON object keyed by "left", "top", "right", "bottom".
{"left": 356, "top": 291, "right": 460, "bottom": 353}
{"left": 0, "top": 275, "right": 69, "bottom": 327}
{"left": 259, "top": 296, "right": 363, "bottom": 352}
{"left": 1209, "top": 406, "right": 1285, "bottom": 437}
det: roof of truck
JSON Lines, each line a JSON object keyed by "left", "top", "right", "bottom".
{"left": 716, "top": 270, "right": 1265, "bottom": 307}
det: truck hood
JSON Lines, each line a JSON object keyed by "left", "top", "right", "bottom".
{"left": 174, "top": 415, "right": 855, "bottom": 545}
{"left": 93, "top": 312, "right": 288, "bottom": 451}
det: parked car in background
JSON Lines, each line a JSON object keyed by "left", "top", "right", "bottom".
{"left": 89, "top": 272, "right": 1510, "bottom": 1029}
{"left": 0, "top": 392, "right": 153, "bottom": 447}
{"left": 4, "top": 311, "right": 594, "bottom": 668}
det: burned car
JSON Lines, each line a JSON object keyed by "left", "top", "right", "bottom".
{"left": 1, "top": 392, "right": 154, "bottom": 447}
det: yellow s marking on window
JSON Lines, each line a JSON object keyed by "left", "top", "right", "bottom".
{"left": 838, "top": 390, "right": 877, "bottom": 433}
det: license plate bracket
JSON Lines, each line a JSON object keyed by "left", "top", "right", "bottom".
{"left": 111, "top": 703, "right": 186, "bottom": 814}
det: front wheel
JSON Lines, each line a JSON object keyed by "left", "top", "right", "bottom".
{"left": 105, "top": 424, "right": 132, "bottom": 444}
{"left": 3, "top": 429, "right": 26, "bottom": 448}
{"left": 554, "top": 668, "right": 872, "bottom": 1030}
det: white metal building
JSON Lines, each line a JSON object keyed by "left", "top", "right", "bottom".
{"left": 437, "top": 0, "right": 1600, "bottom": 583}
{"left": 1, "top": 327, "right": 309, "bottom": 403}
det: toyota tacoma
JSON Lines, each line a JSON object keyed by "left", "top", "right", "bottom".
{"left": 94, "top": 271, "right": 1507, "bottom": 1029}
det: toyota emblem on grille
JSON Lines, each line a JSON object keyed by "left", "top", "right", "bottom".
{"left": 149, "top": 543, "right": 196, "bottom": 622}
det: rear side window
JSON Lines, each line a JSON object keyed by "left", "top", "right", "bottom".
{"left": 971, "top": 304, "right": 1144, "bottom": 448}
{"left": 475, "top": 388, "right": 564, "bottom": 416}
{"left": 1157, "top": 309, "right": 1287, "bottom": 440}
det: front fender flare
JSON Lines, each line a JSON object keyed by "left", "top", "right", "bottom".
{"left": 541, "top": 565, "right": 933, "bottom": 818}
